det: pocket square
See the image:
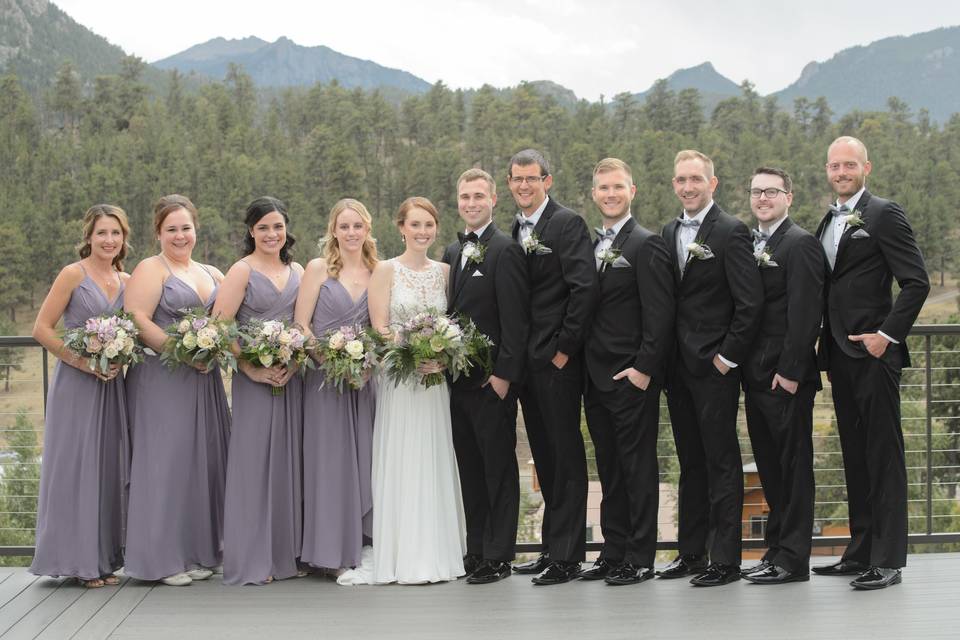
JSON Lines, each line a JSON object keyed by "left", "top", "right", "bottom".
{"left": 471, "top": 270, "right": 483, "bottom": 277}
{"left": 759, "top": 260, "right": 779, "bottom": 269}
{"left": 850, "top": 228, "right": 870, "bottom": 239}
{"left": 611, "top": 255, "right": 632, "bottom": 268}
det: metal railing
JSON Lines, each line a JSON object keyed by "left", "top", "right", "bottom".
{"left": 2, "top": 326, "right": 960, "bottom": 557}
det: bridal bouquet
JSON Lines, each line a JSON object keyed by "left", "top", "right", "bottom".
{"left": 63, "top": 310, "right": 144, "bottom": 376}
{"left": 238, "top": 319, "right": 315, "bottom": 395}
{"left": 160, "top": 308, "right": 238, "bottom": 372}
{"left": 381, "top": 311, "right": 493, "bottom": 389}
{"left": 314, "top": 324, "right": 380, "bottom": 392}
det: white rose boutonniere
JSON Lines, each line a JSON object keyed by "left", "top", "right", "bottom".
{"left": 686, "top": 242, "right": 715, "bottom": 261}
{"left": 845, "top": 211, "right": 865, "bottom": 227}
{"left": 462, "top": 241, "right": 486, "bottom": 266}
{"left": 756, "top": 249, "right": 779, "bottom": 268}
{"left": 522, "top": 233, "right": 552, "bottom": 256}
{"left": 596, "top": 247, "right": 621, "bottom": 269}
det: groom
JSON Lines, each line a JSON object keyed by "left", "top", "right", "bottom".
{"left": 443, "top": 168, "right": 530, "bottom": 585}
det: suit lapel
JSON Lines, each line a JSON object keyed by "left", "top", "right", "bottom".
{"left": 449, "top": 242, "right": 463, "bottom": 300}
{"left": 664, "top": 218, "right": 682, "bottom": 284}
{"left": 534, "top": 199, "right": 555, "bottom": 239}
{"left": 835, "top": 191, "right": 870, "bottom": 268}
{"left": 682, "top": 205, "right": 718, "bottom": 278}
{"left": 452, "top": 224, "right": 495, "bottom": 304}
{"left": 599, "top": 217, "right": 636, "bottom": 276}
{"left": 763, "top": 217, "right": 792, "bottom": 257}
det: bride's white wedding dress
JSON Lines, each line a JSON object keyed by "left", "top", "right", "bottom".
{"left": 338, "top": 259, "right": 466, "bottom": 585}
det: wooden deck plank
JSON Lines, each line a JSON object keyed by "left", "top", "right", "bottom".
{"left": 70, "top": 578, "right": 153, "bottom": 640}
{"left": 0, "top": 571, "right": 38, "bottom": 611}
{"left": 0, "top": 576, "right": 63, "bottom": 636}
{"left": 34, "top": 578, "right": 131, "bottom": 640}
{"left": 2, "top": 579, "right": 84, "bottom": 640}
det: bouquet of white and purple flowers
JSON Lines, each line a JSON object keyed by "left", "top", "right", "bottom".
{"left": 314, "top": 324, "right": 380, "bottom": 392}
{"left": 62, "top": 310, "right": 144, "bottom": 376}
{"left": 381, "top": 311, "right": 493, "bottom": 389}
{"left": 160, "top": 308, "right": 238, "bottom": 372}
{"left": 238, "top": 319, "right": 315, "bottom": 395}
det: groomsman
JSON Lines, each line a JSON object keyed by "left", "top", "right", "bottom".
{"left": 812, "top": 137, "right": 929, "bottom": 590}
{"left": 739, "top": 167, "right": 825, "bottom": 585}
{"left": 508, "top": 149, "right": 596, "bottom": 585}
{"left": 580, "top": 158, "right": 674, "bottom": 585}
{"left": 442, "top": 169, "right": 529, "bottom": 585}
{"left": 658, "top": 149, "right": 762, "bottom": 586}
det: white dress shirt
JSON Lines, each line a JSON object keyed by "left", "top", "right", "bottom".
{"left": 518, "top": 196, "right": 550, "bottom": 242}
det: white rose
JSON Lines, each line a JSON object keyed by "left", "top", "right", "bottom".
{"left": 261, "top": 320, "right": 282, "bottom": 337}
{"left": 124, "top": 337, "right": 135, "bottom": 353}
{"left": 328, "top": 331, "right": 346, "bottom": 350}
{"left": 104, "top": 344, "right": 119, "bottom": 359}
{"left": 345, "top": 340, "right": 365, "bottom": 360}
{"left": 196, "top": 335, "right": 215, "bottom": 350}
{"left": 178, "top": 319, "right": 191, "bottom": 334}
{"left": 115, "top": 328, "right": 127, "bottom": 341}
{"left": 278, "top": 346, "right": 292, "bottom": 363}
{"left": 685, "top": 242, "right": 699, "bottom": 252}
{"left": 435, "top": 317, "right": 449, "bottom": 333}
{"left": 444, "top": 324, "right": 461, "bottom": 339}
{"left": 259, "top": 353, "right": 274, "bottom": 367}
{"left": 462, "top": 244, "right": 479, "bottom": 260}
{"left": 278, "top": 331, "right": 293, "bottom": 345}
{"left": 182, "top": 332, "right": 198, "bottom": 349}
{"left": 198, "top": 326, "right": 218, "bottom": 342}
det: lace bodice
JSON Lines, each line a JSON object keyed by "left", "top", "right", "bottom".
{"left": 389, "top": 259, "right": 448, "bottom": 327}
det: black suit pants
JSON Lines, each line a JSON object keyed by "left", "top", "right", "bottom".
{"left": 450, "top": 385, "right": 520, "bottom": 562}
{"left": 518, "top": 360, "right": 587, "bottom": 563}
{"left": 744, "top": 383, "right": 816, "bottom": 572}
{"left": 666, "top": 361, "right": 743, "bottom": 565}
{"left": 829, "top": 341, "right": 907, "bottom": 568}
{"left": 584, "top": 377, "right": 660, "bottom": 567}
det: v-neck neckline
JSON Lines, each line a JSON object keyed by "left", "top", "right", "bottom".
{"left": 329, "top": 277, "right": 367, "bottom": 307}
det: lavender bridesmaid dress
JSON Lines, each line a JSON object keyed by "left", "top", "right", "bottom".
{"left": 222, "top": 266, "right": 304, "bottom": 585}
{"left": 30, "top": 273, "right": 127, "bottom": 580}
{"left": 300, "top": 278, "right": 375, "bottom": 570}
{"left": 123, "top": 267, "right": 230, "bottom": 580}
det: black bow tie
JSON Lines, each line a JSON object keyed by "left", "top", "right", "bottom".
{"left": 752, "top": 229, "right": 769, "bottom": 243}
{"left": 457, "top": 231, "right": 479, "bottom": 245}
{"left": 677, "top": 217, "right": 700, "bottom": 228}
{"left": 515, "top": 213, "right": 535, "bottom": 228}
{"left": 829, "top": 205, "right": 850, "bottom": 217}
{"left": 594, "top": 227, "right": 615, "bottom": 241}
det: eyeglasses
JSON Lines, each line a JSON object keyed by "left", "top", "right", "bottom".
{"left": 509, "top": 175, "right": 547, "bottom": 186}
{"left": 748, "top": 188, "right": 789, "bottom": 199}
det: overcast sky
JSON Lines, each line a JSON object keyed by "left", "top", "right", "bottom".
{"left": 53, "top": 0, "right": 960, "bottom": 99}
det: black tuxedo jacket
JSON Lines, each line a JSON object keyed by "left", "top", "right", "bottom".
{"left": 442, "top": 224, "right": 529, "bottom": 389}
{"left": 742, "top": 217, "right": 825, "bottom": 391}
{"left": 661, "top": 203, "right": 763, "bottom": 377}
{"left": 584, "top": 218, "right": 675, "bottom": 392}
{"left": 815, "top": 190, "right": 929, "bottom": 368}
{"left": 510, "top": 198, "right": 597, "bottom": 370}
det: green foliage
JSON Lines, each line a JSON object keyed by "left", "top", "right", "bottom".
{"left": 0, "top": 409, "right": 40, "bottom": 563}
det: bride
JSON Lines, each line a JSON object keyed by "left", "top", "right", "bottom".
{"left": 339, "top": 196, "right": 466, "bottom": 585}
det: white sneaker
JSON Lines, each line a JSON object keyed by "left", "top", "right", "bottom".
{"left": 211, "top": 565, "right": 224, "bottom": 575}
{"left": 161, "top": 572, "right": 192, "bottom": 586}
{"left": 186, "top": 568, "right": 213, "bottom": 581}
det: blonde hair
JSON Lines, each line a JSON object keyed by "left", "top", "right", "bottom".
{"left": 321, "top": 198, "right": 378, "bottom": 279}
{"left": 593, "top": 158, "right": 634, "bottom": 186}
{"left": 674, "top": 149, "right": 715, "bottom": 179}
{"left": 77, "top": 204, "right": 131, "bottom": 271}
{"left": 828, "top": 136, "right": 869, "bottom": 162}
{"left": 457, "top": 168, "right": 497, "bottom": 197}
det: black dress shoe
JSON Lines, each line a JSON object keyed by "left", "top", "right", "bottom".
{"left": 466, "top": 560, "right": 511, "bottom": 585}
{"left": 811, "top": 559, "right": 869, "bottom": 576}
{"left": 604, "top": 564, "right": 655, "bottom": 586}
{"left": 656, "top": 555, "right": 707, "bottom": 579}
{"left": 531, "top": 561, "right": 581, "bottom": 585}
{"left": 462, "top": 554, "right": 482, "bottom": 576}
{"left": 513, "top": 553, "right": 550, "bottom": 575}
{"left": 742, "top": 565, "right": 810, "bottom": 584}
{"left": 741, "top": 559, "right": 773, "bottom": 576}
{"left": 850, "top": 567, "right": 901, "bottom": 590}
{"left": 690, "top": 563, "right": 741, "bottom": 587}
{"left": 577, "top": 558, "right": 618, "bottom": 581}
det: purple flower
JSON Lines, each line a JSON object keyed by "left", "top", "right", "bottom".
{"left": 192, "top": 317, "right": 208, "bottom": 331}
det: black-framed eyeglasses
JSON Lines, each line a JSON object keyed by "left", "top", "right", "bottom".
{"left": 748, "top": 187, "right": 789, "bottom": 199}
{"left": 509, "top": 175, "right": 547, "bottom": 186}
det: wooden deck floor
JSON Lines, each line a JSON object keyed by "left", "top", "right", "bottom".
{"left": 1, "top": 553, "right": 957, "bottom": 639}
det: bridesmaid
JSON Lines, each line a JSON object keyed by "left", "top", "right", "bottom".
{"left": 294, "top": 198, "right": 378, "bottom": 575}
{"left": 30, "top": 205, "right": 131, "bottom": 587}
{"left": 214, "top": 196, "right": 305, "bottom": 586}
{"left": 124, "top": 194, "right": 230, "bottom": 586}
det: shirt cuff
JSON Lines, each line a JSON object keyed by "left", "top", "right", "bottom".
{"left": 717, "top": 354, "right": 738, "bottom": 368}
{"left": 878, "top": 330, "right": 899, "bottom": 345}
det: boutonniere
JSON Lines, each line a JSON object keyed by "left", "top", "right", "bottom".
{"left": 686, "top": 242, "right": 715, "bottom": 261}
{"left": 596, "top": 247, "right": 621, "bottom": 268}
{"left": 521, "top": 233, "right": 552, "bottom": 256}
{"left": 461, "top": 241, "right": 486, "bottom": 266}
{"left": 844, "top": 211, "right": 865, "bottom": 227}
{"left": 755, "top": 249, "right": 779, "bottom": 268}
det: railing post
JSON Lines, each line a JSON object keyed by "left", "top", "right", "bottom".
{"left": 41, "top": 347, "right": 49, "bottom": 415}
{"left": 925, "top": 334, "right": 933, "bottom": 536}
